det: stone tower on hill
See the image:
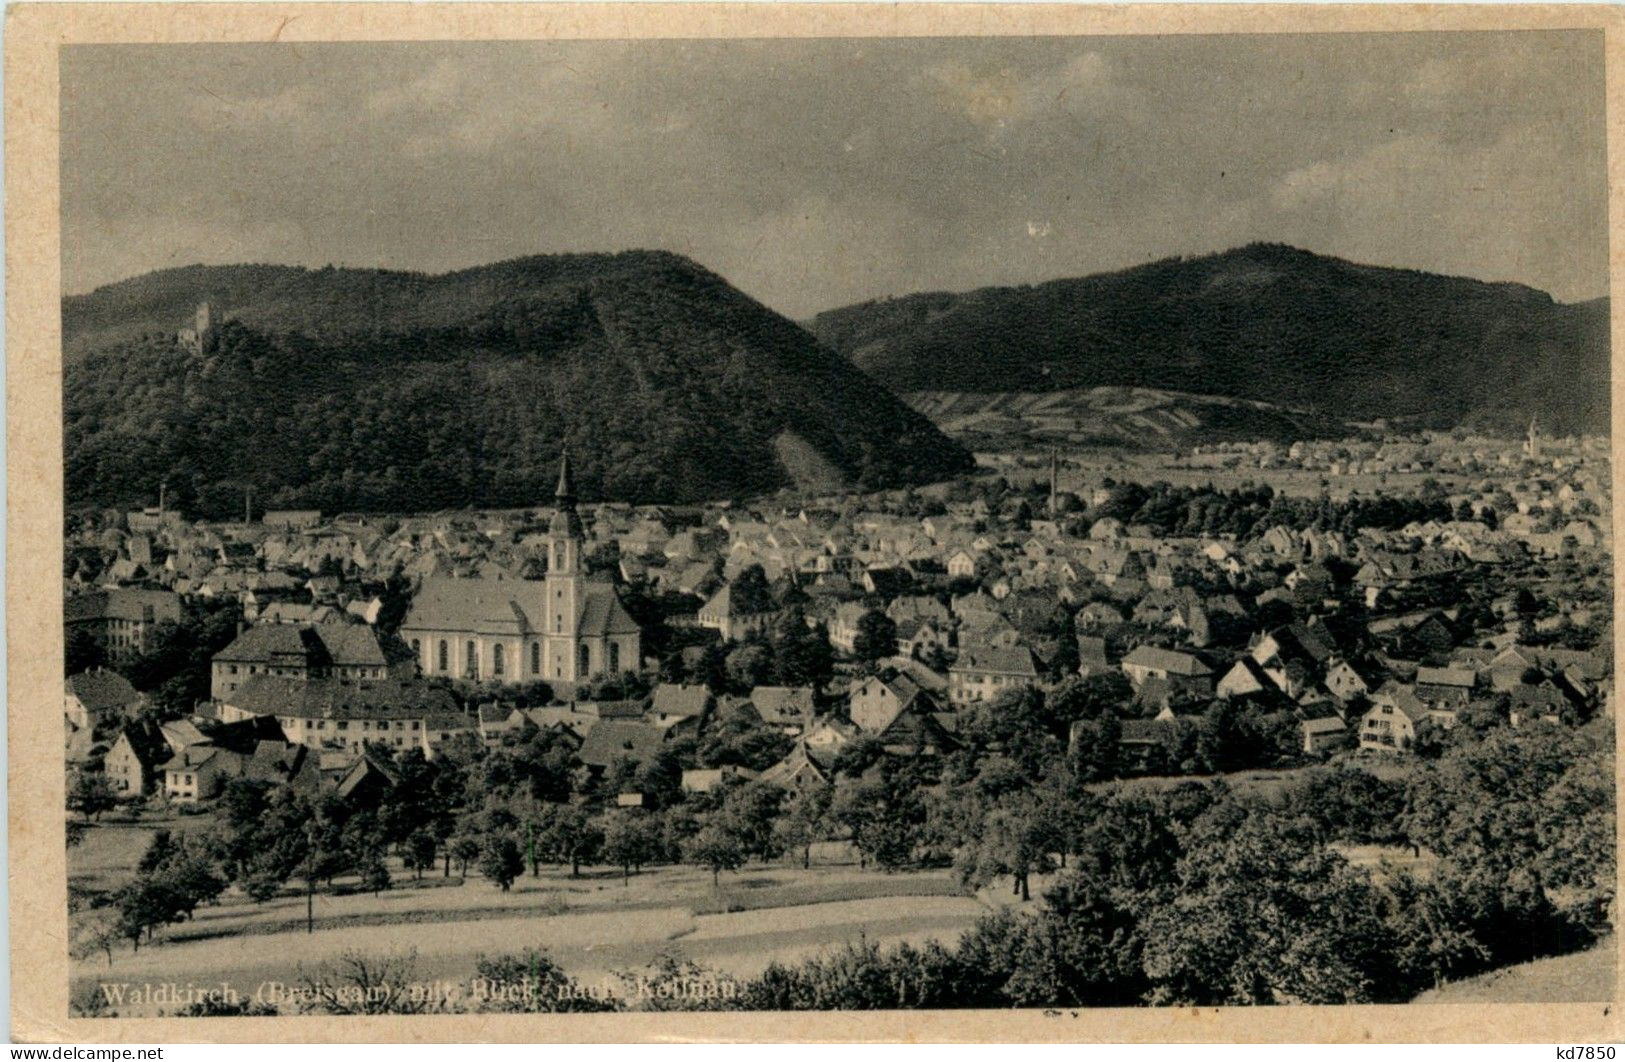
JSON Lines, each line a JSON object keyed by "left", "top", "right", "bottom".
{"left": 178, "top": 301, "right": 221, "bottom": 355}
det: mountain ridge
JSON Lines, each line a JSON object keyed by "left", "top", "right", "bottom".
{"left": 808, "top": 243, "right": 1610, "bottom": 436}
{"left": 63, "top": 252, "right": 975, "bottom": 516}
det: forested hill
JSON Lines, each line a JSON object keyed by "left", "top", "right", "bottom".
{"left": 809, "top": 244, "right": 1610, "bottom": 435}
{"left": 63, "top": 252, "right": 974, "bottom": 516}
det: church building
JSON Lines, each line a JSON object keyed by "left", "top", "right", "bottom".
{"left": 399, "top": 454, "right": 641, "bottom": 692}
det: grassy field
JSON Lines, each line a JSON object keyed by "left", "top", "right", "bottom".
{"left": 69, "top": 854, "right": 987, "bottom": 1016}
{"left": 1085, "top": 756, "right": 1421, "bottom": 801}
{"left": 1413, "top": 937, "right": 1616, "bottom": 1003}
{"left": 69, "top": 813, "right": 214, "bottom": 893}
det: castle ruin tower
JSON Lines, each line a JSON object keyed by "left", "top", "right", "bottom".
{"left": 1525, "top": 416, "right": 1541, "bottom": 460}
{"left": 180, "top": 301, "right": 222, "bottom": 355}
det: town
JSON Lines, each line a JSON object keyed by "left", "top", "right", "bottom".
{"left": 63, "top": 417, "right": 1614, "bottom": 1013}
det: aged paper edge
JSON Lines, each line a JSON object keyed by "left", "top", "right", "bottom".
{"left": 7, "top": 1, "right": 1625, "bottom": 1044}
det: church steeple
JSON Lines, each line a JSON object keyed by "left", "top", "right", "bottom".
{"left": 549, "top": 449, "right": 585, "bottom": 558}
{"left": 555, "top": 449, "right": 577, "bottom": 505}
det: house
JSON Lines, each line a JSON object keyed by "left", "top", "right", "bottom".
{"left": 335, "top": 752, "right": 402, "bottom": 804}
{"left": 64, "top": 588, "right": 182, "bottom": 654}
{"left": 948, "top": 646, "right": 1039, "bottom": 705}
{"left": 1076, "top": 635, "right": 1111, "bottom": 677}
{"left": 1299, "top": 710, "right": 1348, "bottom": 755}
{"left": 241, "top": 740, "right": 322, "bottom": 791}
{"left": 747, "top": 685, "right": 816, "bottom": 733}
{"left": 216, "top": 675, "right": 469, "bottom": 758}
{"left": 1358, "top": 686, "right": 1429, "bottom": 752}
{"left": 697, "top": 583, "right": 779, "bottom": 641}
{"left": 1076, "top": 601, "right": 1125, "bottom": 629}
{"left": 211, "top": 623, "right": 408, "bottom": 700}
{"left": 848, "top": 672, "right": 941, "bottom": 732}
{"left": 576, "top": 720, "right": 665, "bottom": 774}
{"left": 1324, "top": 659, "right": 1373, "bottom": 702}
{"left": 104, "top": 721, "right": 169, "bottom": 796}
{"left": 649, "top": 683, "right": 712, "bottom": 728}
{"left": 263, "top": 510, "right": 323, "bottom": 530}
{"left": 1215, "top": 657, "right": 1271, "bottom": 700}
{"left": 681, "top": 765, "right": 758, "bottom": 794}
{"left": 163, "top": 745, "right": 243, "bottom": 803}
{"left": 1250, "top": 624, "right": 1336, "bottom": 696}
{"left": 760, "top": 741, "right": 835, "bottom": 791}
{"left": 64, "top": 668, "right": 143, "bottom": 732}
{"left": 828, "top": 602, "right": 871, "bottom": 655}
{"left": 870, "top": 703, "right": 957, "bottom": 757}
{"left": 1120, "top": 646, "right": 1214, "bottom": 695}
{"left": 887, "top": 595, "right": 951, "bottom": 629}
{"left": 1415, "top": 666, "right": 1476, "bottom": 707}
{"left": 399, "top": 456, "right": 641, "bottom": 692}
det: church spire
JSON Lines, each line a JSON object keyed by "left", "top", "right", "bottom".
{"left": 555, "top": 449, "right": 576, "bottom": 504}
{"left": 549, "top": 448, "right": 584, "bottom": 543}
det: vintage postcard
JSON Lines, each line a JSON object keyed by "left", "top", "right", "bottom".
{"left": 7, "top": 2, "right": 1624, "bottom": 1044}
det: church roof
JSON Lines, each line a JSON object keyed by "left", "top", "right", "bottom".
{"left": 578, "top": 582, "right": 642, "bottom": 637}
{"left": 404, "top": 577, "right": 550, "bottom": 634}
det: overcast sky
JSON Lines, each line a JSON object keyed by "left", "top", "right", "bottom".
{"left": 61, "top": 32, "right": 1608, "bottom": 318}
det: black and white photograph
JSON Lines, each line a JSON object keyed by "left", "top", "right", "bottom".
{"left": 29, "top": 14, "right": 1617, "bottom": 1034}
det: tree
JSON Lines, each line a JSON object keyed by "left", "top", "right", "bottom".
{"left": 478, "top": 834, "right": 524, "bottom": 891}
{"left": 775, "top": 785, "right": 832, "bottom": 869}
{"left": 1139, "top": 808, "right": 1398, "bottom": 1004}
{"left": 449, "top": 834, "right": 482, "bottom": 878}
{"left": 729, "top": 564, "right": 775, "bottom": 617}
{"left": 684, "top": 822, "right": 747, "bottom": 887}
{"left": 724, "top": 643, "right": 773, "bottom": 692}
{"left": 66, "top": 627, "right": 107, "bottom": 676}
{"left": 771, "top": 607, "right": 834, "bottom": 690}
{"left": 995, "top": 869, "right": 1148, "bottom": 1006}
{"left": 403, "top": 829, "right": 438, "bottom": 881}
{"left": 162, "top": 850, "right": 226, "bottom": 919}
{"left": 599, "top": 811, "right": 661, "bottom": 884}
{"left": 720, "top": 781, "right": 788, "bottom": 862}
{"left": 359, "top": 847, "right": 393, "bottom": 896}
{"left": 138, "top": 829, "right": 176, "bottom": 874}
{"left": 72, "top": 910, "right": 122, "bottom": 967}
{"left": 852, "top": 610, "right": 898, "bottom": 663}
{"left": 536, "top": 803, "right": 602, "bottom": 878}
{"left": 956, "top": 792, "right": 1057, "bottom": 902}
{"left": 68, "top": 771, "right": 116, "bottom": 821}
{"left": 1048, "top": 609, "right": 1081, "bottom": 681}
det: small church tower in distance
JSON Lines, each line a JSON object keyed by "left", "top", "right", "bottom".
{"left": 1047, "top": 448, "right": 1060, "bottom": 515}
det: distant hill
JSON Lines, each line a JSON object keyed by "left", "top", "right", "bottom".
{"left": 809, "top": 244, "right": 1610, "bottom": 435}
{"left": 64, "top": 252, "right": 974, "bottom": 516}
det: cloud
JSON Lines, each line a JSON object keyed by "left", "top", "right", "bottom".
{"left": 365, "top": 57, "right": 467, "bottom": 116}
{"left": 187, "top": 82, "right": 322, "bottom": 129}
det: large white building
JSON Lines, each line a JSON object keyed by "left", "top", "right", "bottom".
{"left": 399, "top": 454, "right": 641, "bottom": 691}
